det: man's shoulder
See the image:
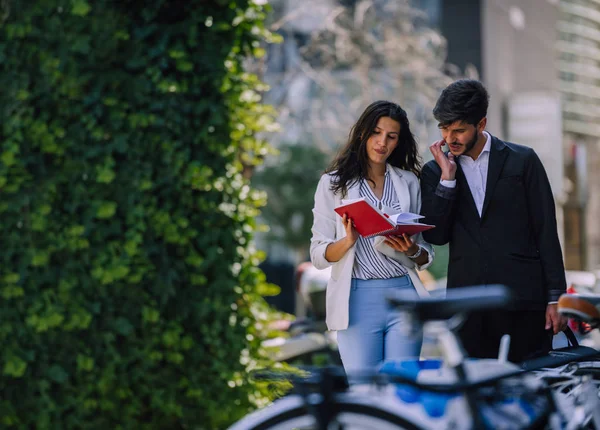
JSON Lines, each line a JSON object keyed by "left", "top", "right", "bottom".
{"left": 422, "top": 159, "right": 442, "bottom": 175}
{"left": 494, "top": 137, "right": 536, "bottom": 158}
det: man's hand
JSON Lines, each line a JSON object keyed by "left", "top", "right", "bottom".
{"left": 429, "top": 140, "right": 457, "bottom": 181}
{"left": 545, "top": 303, "right": 568, "bottom": 335}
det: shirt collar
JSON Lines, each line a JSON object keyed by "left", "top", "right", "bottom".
{"left": 459, "top": 131, "right": 491, "bottom": 163}
{"left": 361, "top": 164, "right": 389, "bottom": 185}
{"left": 481, "top": 131, "right": 492, "bottom": 154}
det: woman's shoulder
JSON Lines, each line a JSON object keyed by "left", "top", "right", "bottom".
{"left": 318, "top": 171, "right": 335, "bottom": 183}
{"left": 315, "top": 172, "right": 337, "bottom": 192}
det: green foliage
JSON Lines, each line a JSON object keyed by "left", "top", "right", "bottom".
{"left": 252, "top": 143, "right": 329, "bottom": 258}
{"left": 0, "top": 0, "right": 280, "bottom": 428}
{"left": 428, "top": 245, "right": 449, "bottom": 280}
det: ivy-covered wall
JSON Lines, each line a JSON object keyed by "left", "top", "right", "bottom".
{"left": 0, "top": 0, "right": 276, "bottom": 428}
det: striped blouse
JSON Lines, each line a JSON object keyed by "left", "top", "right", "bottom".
{"left": 352, "top": 170, "right": 409, "bottom": 280}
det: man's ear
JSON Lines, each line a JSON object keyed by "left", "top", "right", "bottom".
{"left": 478, "top": 117, "right": 487, "bottom": 133}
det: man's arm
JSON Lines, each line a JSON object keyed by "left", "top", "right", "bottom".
{"left": 523, "top": 150, "right": 567, "bottom": 302}
{"left": 420, "top": 161, "right": 457, "bottom": 245}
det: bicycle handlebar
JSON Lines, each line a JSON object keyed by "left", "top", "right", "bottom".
{"left": 387, "top": 284, "right": 513, "bottom": 322}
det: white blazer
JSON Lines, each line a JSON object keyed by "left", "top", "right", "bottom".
{"left": 310, "top": 165, "right": 435, "bottom": 331}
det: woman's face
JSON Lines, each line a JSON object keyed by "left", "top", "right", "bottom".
{"left": 366, "top": 116, "right": 401, "bottom": 168}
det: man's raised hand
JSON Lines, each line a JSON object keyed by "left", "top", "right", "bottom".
{"left": 429, "top": 140, "right": 457, "bottom": 181}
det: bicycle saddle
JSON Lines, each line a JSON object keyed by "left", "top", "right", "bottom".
{"left": 558, "top": 293, "right": 600, "bottom": 324}
{"left": 387, "top": 284, "right": 512, "bottom": 321}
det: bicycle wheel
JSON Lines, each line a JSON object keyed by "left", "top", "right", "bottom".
{"left": 228, "top": 394, "right": 423, "bottom": 430}
{"left": 535, "top": 360, "right": 600, "bottom": 429}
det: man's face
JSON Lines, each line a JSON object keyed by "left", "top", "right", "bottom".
{"left": 439, "top": 120, "right": 482, "bottom": 157}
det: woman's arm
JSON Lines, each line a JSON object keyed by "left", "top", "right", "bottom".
{"left": 324, "top": 223, "right": 357, "bottom": 262}
{"left": 310, "top": 175, "right": 357, "bottom": 269}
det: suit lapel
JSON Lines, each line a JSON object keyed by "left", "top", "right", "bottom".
{"left": 481, "top": 137, "right": 508, "bottom": 219}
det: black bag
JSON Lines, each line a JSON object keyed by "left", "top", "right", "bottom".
{"left": 521, "top": 327, "right": 599, "bottom": 371}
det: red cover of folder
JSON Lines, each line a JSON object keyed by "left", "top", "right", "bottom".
{"left": 334, "top": 199, "right": 434, "bottom": 238}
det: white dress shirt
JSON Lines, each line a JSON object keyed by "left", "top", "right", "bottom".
{"left": 439, "top": 131, "right": 491, "bottom": 217}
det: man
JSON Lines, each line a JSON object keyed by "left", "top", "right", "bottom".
{"left": 420, "top": 79, "right": 567, "bottom": 363}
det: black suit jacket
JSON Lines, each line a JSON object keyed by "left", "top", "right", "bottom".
{"left": 420, "top": 136, "right": 566, "bottom": 310}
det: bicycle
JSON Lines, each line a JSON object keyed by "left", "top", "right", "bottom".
{"left": 229, "top": 285, "right": 582, "bottom": 429}
{"left": 526, "top": 292, "right": 600, "bottom": 429}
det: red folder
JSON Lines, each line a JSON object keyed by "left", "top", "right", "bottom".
{"left": 334, "top": 199, "right": 434, "bottom": 238}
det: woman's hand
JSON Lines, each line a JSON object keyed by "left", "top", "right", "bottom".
{"left": 342, "top": 213, "right": 359, "bottom": 245}
{"left": 384, "top": 233, "right": 419, "bottom": 255}
{"left": 324, "top": 213, "right": 359, "bottom": 263}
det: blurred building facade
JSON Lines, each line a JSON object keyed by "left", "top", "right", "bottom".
{"left": 557, "top": 0, "right": 600, "bottom": 271}
{"left": 433, "top": 0, "right": 600, "bottom": 273}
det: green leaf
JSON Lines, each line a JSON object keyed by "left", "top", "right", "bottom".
{"left": 256, "top": 282, "right": 280, "bottom": 297}
{"left": 96, "top": 201, "right": 117, "bottom": 219}
{"left": 1, "top": 286, "right": 24, "bottom": 298}
{"left": 3, "top": 273, "right": 20, "bottom": 283}
{"left": 176, "top": 60, "right": 194, "bottom": 72}
{"left": 76, "top": 355, "right": 95, "bottom": 371}
{"left": 96, "top": 167, "right": 116, "bottom": 183}
{"left": 1, "top": 152, "right": 16, "bottom": 166}
{"left": 114, "top": 317, "right": 134, "bottom": 336}
{"left": 31, "top": 251, "right": 50, "bottom": 267}
{"left": 47, "top": 365, "right": 69, "bottom": 384}
{"left": 71, "top": 0, "right": 91, "bottom": 16}
{"left": 142, "top": 307, "right": 160, "bottom": 323}
{"left": 3, "top": 356, "right": 27, "bottom": 377}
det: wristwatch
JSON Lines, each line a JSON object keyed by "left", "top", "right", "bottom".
{"left": 407, "top": 245, "right": 423, "bottom": 260}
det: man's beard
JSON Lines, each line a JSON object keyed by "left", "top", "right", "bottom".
{"left": 462, "top": 131, "right": 479, "bottom": 156}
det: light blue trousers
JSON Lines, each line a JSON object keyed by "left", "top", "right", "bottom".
{"left": 337, "top": 275, "right": 422, "bottom": 380}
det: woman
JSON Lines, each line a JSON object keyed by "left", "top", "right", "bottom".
{"left": 310, "top": 100, "right": 434, "bottom": 377}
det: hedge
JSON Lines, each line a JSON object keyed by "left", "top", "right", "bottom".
{"left": 0, "top": 0, "right": 277, "bottom": 428}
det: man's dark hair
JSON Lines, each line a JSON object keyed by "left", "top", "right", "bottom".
{"left": 433, "top": 79, "right": 490, "bottom": 126}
